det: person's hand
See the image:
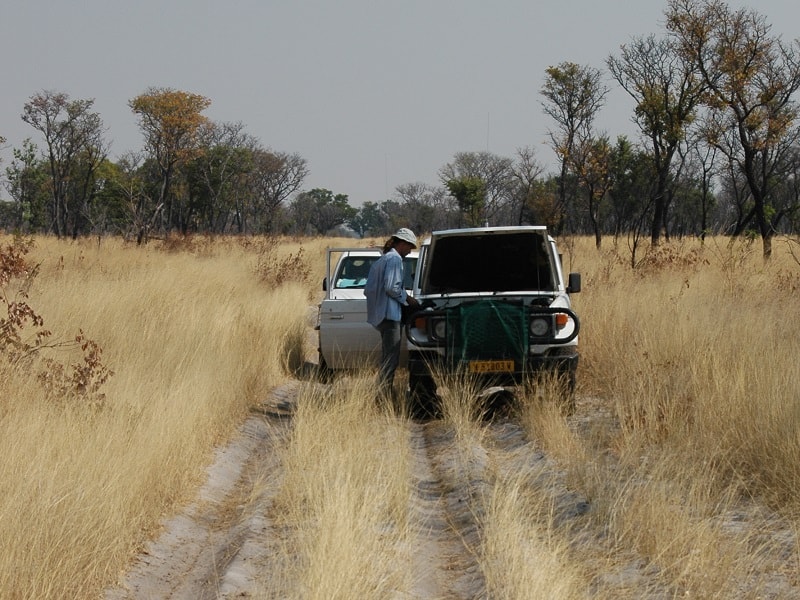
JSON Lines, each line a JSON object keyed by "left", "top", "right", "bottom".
{"left": 407, "top": 296, "right": 420, "bottom": 307}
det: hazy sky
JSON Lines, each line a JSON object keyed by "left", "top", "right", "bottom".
{"left": 1, "top": 1, "right": 797, "bottom": 206}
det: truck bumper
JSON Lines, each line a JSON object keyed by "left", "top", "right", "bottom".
{"left": 408, "top": 350, "right": 579, "bottom": 388}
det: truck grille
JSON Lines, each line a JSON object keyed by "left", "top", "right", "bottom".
{"left": 446, "top": 300, "right": 528, "bottom": 367}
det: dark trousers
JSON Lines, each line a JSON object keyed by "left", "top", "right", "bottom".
{"left": 376, "top": 319, "right": 401, "bottom": 397}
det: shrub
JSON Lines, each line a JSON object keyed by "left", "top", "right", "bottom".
{"left": 254, "top": 236, "right": 311, "bottom": 287}
{"left": 1, "top": 236, "right": 112, "bottom": 406}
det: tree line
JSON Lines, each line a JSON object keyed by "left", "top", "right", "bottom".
{"left": 2, "top": 0, "right": 800, "bottom": 258}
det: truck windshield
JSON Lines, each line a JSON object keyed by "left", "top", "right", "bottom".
{"left": 335, "top": 256, "right": 418, "bottom": 290}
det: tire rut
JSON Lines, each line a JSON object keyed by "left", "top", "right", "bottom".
{"left": 404, "top": 410, "right": 598, "bottom": 600}
{"left": 102, "top": 360, "right": 800, "bottom": 598}
{"left": 105, "top": 384, "right": 296, "bottom": 600}
{"left": 105, "top": 385, "right": 589, "bottom": 599}
{"left": 104, "top": 385, "right": 586, "bottom": 599}
{"left": 405, "top": 420, "right": 487, "bottom": 599}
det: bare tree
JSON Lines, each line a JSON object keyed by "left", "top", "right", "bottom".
{"left": 245, "top": 149, "right": 308, "bottom": 233}
{"left": 22, "top": 90, "right": 108, "bottom": 237}
{"left": 667, "top": 0, "right": 800, "bottom": 258}
{"left": 190, "top": 121, "right": 257, "bottom": 232}
{"left": 113, "top": 152, "right": 162, "bottom": 244}
{"left": 510, "top": 146, "right": 546, "bottom": 226}
{"left": 677, "top": 127, "right": 719, "bottom": 240}
{"left": 607, "top": 34, "right": 707, "bottom": 246}
{"left": 541, "top": 62, "right": 608, "bottom": 232}
{"left": 392, "top": 182, "right": 454, "bottom": 233}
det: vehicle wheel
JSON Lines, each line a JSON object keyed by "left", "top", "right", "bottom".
{"left": 408, "top": 371, "right": 437, "bottom": 419}
{"left": 317, "top": 352, "right": 334, "bottom": 383}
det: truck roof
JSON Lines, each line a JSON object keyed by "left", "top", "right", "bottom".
{"left": 431, "top": 225, "right": 548, "bottom": 236}
{"left": 420, "top": 225, "right": 550, "bottom": 246}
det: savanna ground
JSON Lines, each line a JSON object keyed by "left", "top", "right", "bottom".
{"left": 1, "top": 232, "right": 799, "bottom": 599}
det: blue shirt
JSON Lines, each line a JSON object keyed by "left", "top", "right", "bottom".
{"left": 365, "top": 248, "right": 408, "bottom": 327}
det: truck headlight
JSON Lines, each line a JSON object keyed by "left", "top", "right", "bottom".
{"left": 432, "top": 318, "right": 447, "bottom": 341}
{"left": 530, "top": 316, "right": 551, "bottom": 337}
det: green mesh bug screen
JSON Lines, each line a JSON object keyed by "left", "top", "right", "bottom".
{"left": 446, "top": 300, "right": 528, "bottom": 366}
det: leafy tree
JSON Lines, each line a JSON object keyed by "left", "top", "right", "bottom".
{"left": 0, "top": 202, "right": 14, "bottom": 230}
{"left": 21, "top": 90, "right": 108, "bottom": 237}
{"left": 607, "top": 34, "right": 707, "bottom": 246}
{"left": 780, "top": 146, "right": 800, "bottom": 234}
{"left": 439, "top": 151, "right": 516, "bottom": 226}
{"left": 88, "top": 158, "right": 135, "bottom": 235}
{"left": 522, "top": 176, "right": 562, "bottom": 231}
{"left": 607, "top": 137, "right": 656, "bottom": 244}
{"left": 444, "top": 176, "right": 486, "bottom": 227}
{"left": 129, "top": 87, "right": 211, "bottom": 236}
{"left": 667, "top": 0, "right": 800, "bottom": 258}
{"left": 289, "top": 188, "right": 356, "bottom": 235}
{"left": 350, "top": 201, "right": 389, "bottom": 237}
{"left": 4, "top": 140, "right": 49, "bottom": 232}
{"left": 571, "top": 135, "right": 613, "bottom": 248}
{"left": 541, "top": 62, "right": 608, "bottom": 232}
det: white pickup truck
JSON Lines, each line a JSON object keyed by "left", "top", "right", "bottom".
{"left": 315, "top": 228, "right": 580, "bottom": 416}
{"left": 315, "top": 247, "right": 418, "bottom": 373}
{"left": 406, "top": 226, "right": 581, "bottom": 414}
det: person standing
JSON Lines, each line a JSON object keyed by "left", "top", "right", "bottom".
{"left": 365, "top": 228, "right": 419, "bottom": 399}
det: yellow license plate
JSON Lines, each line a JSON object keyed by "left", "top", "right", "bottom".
{"left": 468, "top": 359, "right": 515, "bottom": 373}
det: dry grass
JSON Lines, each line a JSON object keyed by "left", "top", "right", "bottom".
{"left": 516, "top": 234, "right": 800, "bottom": 598}
{"left": 577, "top": 235, "right": 800, "bottom": 511}
{"left": 263, "top": 377, "right": 414, "bottom": 599}
{"left": 481, "top": 470, "right": 588, "bottom": 600}
{"left": 0, "top": 234, "right": 312, "bottom": 598}
{"left": 2, "top": 232, "right": 799, "bottom": 598}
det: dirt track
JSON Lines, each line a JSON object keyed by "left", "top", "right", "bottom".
{"left": 103, "top": 381, "right": 586, "bottom": 599}
{"left": 104, "top": 380, "right": 800, "bottom": 599}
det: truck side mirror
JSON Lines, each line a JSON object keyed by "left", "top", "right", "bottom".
{"left": 322, "top": 277, "right": 328, "bottom": 291}
{"left": 567, "top": 272, "right": 581, "bottom": 294}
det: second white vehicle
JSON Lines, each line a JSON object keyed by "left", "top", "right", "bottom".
{"left": 316, "top": 247, "right": 418, "bottom": 372}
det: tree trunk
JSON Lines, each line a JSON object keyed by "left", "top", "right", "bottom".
{"left": 650, "top": 193, "right": 664, "bottom": 247}
{"left": 762, "top": 234, "right": 773, "bottom": 260}
{"left": 752, "top": 186, "right": 772, "bottom": 260}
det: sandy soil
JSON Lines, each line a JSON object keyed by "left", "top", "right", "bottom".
{"left": 104, "top": 385, "right": 800, "bottom": 599}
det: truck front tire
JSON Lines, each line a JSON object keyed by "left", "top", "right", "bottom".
{"left": 408, "top": 369, "right": 437, "bottom": 419}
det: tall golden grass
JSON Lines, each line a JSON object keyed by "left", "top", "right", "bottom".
{"left": 2, "top": 232, "right": 799, "bottom": 598}
{"left": 577, "top": 235, "right": 800, "bottom": 509}
{"left": 521, "top": 234, "right": 800, "bottom": 597}
{"left": 265, "top": 378, "right": 414, "bottom": 598}
{"left": 0, "top": 234, "right": 316, "bottom": 598}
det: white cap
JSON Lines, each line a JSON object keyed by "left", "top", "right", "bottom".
{"left": 393, "top": 227, "right": 417, "bottom": 248}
